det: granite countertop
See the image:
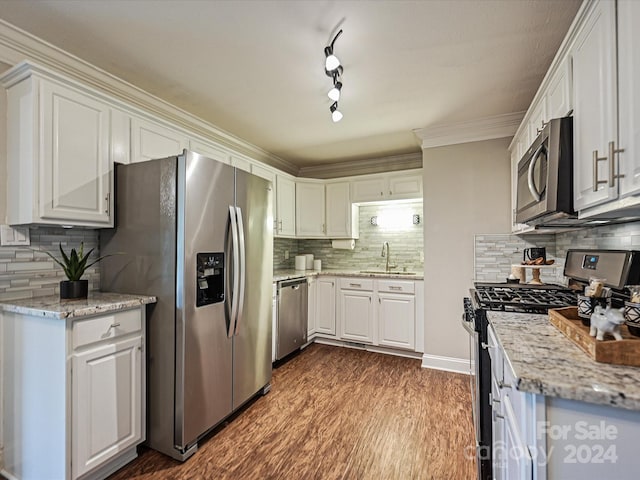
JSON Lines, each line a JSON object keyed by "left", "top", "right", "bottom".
{"left": 488, "top": 311, "right": 640, "bottom": 411}
{"left": 273, "top": 269, "right": 424, "bottom": 282}
{"left": 0, "top": 292, "right": 157, "bottom": 319}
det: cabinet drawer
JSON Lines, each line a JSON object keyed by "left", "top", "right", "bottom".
{"left": 339, "top": 278, "right": 374, "bottom": 291}
{"left": 73, "top": 308, "right": 142, "bottom": 349}
{"left": 377, "top": 280, "right": 415, "bottom": 294}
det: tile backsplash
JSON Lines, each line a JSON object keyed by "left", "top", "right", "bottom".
{"left": 275, "top": 201, "right": 424, "bottom": 272}
{"left": 0, "top": 227, "right": 100, "bottom": 301}
{"left": 475, "top": 221, "right": 640, "bottom": 284}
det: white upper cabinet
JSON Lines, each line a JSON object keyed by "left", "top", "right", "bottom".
{"left": 325, "top": 181, "right": 359, "bottom": 239}
{"left": 131, "top": 116, "right": 188, "bottom": 163}
{"left": 546, "top": 57, "right": 572, "bottom": 120}
{"left": 230, "top": 153, "right": 252, "bottom": 173}
{"left": 617, "top": 0, "right": 640, "bottom": 199}
{"left": 2, "top": 65, "right": 113, "bottom": 227}
{"left": 572, "top": 0, "right": 618, "bottom": 211}
{"left": 275, "top": 175, "right": 296, "bottom": 237}
{"left": 526, "top": 98, "right": 547, "bottom": 146}
{"left": 295, "top": 180, "right": 325, "bottom": 237}
{"left": 251, "top": 163, "right": 277, "bottom": 231}
{"left": 351, "top": 176, "right": 387, "bottom": 202}
{"left": 351, "top": 170, "right": 423, "bottom": 203}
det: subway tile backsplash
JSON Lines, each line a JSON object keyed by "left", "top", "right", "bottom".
{"left": 275, "top": 201, "right": 424, "bottom": 272}
{"left": 0, "top": 227, "right": 100, "bottom": 301}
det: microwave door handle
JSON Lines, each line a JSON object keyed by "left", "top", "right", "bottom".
{"left": 527, "top": 144, "right": 544, "bottom": 202}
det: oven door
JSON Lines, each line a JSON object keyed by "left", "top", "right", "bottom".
{"left": 516, "top": 128, "right": 549, "bottom": 224}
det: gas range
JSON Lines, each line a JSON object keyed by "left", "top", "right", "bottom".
{"left": 473, "top": 282, "right": 577, "bottom": 314}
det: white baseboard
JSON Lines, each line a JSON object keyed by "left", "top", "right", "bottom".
{"left": 421, "top": 353, "right": 472, "bottom": 374}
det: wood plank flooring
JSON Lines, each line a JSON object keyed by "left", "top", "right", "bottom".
{"left": 109, "top": 344, "right": 476, "bottom": 480}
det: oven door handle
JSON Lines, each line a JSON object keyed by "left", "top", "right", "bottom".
{"left": 527, "top": 144, "right": 545, "bottom": 202}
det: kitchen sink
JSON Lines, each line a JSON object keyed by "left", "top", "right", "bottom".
{"left": 359, "top": 270, "right": 416, "bottom": 275}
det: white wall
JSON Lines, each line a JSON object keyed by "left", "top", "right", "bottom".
{"left": 422, "top": 137, "right": 511, "bottom": 372}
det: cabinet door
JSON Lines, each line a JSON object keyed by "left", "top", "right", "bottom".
{"left": 307, "top": 277, "right": 317, "bottom": 336}
{"left": 72, "top": 336, "right": 142, "bottom": 479}
{"left": 388, "top": 173, "right": 423, "bottom": 200}
{"left": 527, "top": 99, "right": 547, "bottom": 146}
{"left": 131, "top": 116, "right": 188, "bottom": 163}
{"left": 339, "top": 289, "right": 374, "bottom": 343}
{"left": 295, "top": 181, "right": 325, "bottom": 237}
{"left": 617, "top": 0, "right": 640, "bottom": 198}
{"left": 377, "top": 292, "right": 415, "bottom": 350}
{"left": 572, "top": 0, "right": 618, "bottom": 210}
{"left": 546, "top": 57, "right": 572, "bottom": 120}
{"left": 503, "top": 394, "right": 534, "bottom": 480}
{"left": 492, "top": 378, "right": 505, "bottom": 480}
{"left": 316, "top": 278, "right": 336, "bottom": 335}
{"left": 41, "top": 81, "right": 112, "bottom": 225}
{"left": 230, "top": 153, "right": 252, "bottom": 173}
{"left": 276, "top": 175, "right": 296, "bottom": 237}
{"left": 351, "top": 177, "right": 386, "bottom": 203}
{"left": 326, "top": 181, "right": 358, "bottom": 238}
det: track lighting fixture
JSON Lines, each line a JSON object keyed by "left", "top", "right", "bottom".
{"left": 330, "top": 102, "right": 343, "bottom": 123}
{"left": 324, "top": 29, "right": 342, "bottom": 72}
{"left": 324, "top": 30, "right": 344, "bottom": 122}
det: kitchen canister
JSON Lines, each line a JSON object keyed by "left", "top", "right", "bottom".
{"left": 305, "top": 254, "right": 314, "bottom": 270}
{"left": 294, "top": 255, "right": 306, "bottom": 270}
{"left": 313, "top": 259, "right": 322, "bottom": 271}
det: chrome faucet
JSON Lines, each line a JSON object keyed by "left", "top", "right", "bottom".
{"left": 381, "top": 242, "right": 397, "bottom": 272}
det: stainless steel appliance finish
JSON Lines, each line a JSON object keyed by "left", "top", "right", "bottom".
{"left": 516, "top": 116, "right": 575, "bottom": 226}
{"left": 276, "top": 278, "right": 308, "bottom": 360}
{"left": 564, "top": 249, "right": 640, "bottom": 290}
{"left": 100, "top": 150, "right": 273, "bottom": 461}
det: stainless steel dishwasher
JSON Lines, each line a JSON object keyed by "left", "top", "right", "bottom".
{"left": 276, "top": 277, "right": 308, "bottom": 360}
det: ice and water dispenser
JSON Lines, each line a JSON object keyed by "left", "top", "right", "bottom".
{"left": 196, "top": 253, "right": 225, "bottom": 307}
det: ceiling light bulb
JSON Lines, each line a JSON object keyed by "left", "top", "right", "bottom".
{"left": 325, "top": 54, "right": 340, "bottom": 71}
{"left": 331, "top": 109, "right": 343, "bottom": 122}
{"left": 328, "top": 81, "right": 342, "bottom": 101}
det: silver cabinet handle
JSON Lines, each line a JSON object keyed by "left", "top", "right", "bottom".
{"left": 498, "top": 381, "right": 512, "bottom": 389}
{"left": 109, "top": 323, "right": 121, "bottom": 329}
{"left": 609, "top": 141, "right": 625, "bottom": 187}
{"left": 593, "top": 149, "right": 608, "bottom": 192}
{"left": 481, "top": 342, "right": 493, "bottom": 350}
{"left": 349, "top": 283, "right": 362, "bottom": 287}
{"left": 105, "top": 193, "right": 110, "bottom": 215}
{"left": 389, "top": 286, "right": 402, "bottom": 291}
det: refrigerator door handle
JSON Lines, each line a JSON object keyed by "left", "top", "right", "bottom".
{"left": 228, "top": 205, "right": 240, "bottom": 338}
{"left": 234, "top": 206, "right": 246, "bottom": 335}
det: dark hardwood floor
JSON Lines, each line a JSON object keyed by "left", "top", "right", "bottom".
{"left": 109, "top": 344, "right": 476, "bottom": 480}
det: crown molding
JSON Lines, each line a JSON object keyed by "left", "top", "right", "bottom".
{"left": 298, "top": 152, "right": 422, "bottom": 179}
{"left": 413, "top": 112, "right": 525, "bottom": 150}
{"left": 0, "top": 19, "right": 299, "bottom": 175}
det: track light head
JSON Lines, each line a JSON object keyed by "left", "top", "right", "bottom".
{"left": 328, "top": 81, "right": 342, "bottom": 101}
{"left": 330, "top": 102, "right": 343, "bottom": 122}
{"left": 324, "top": 29, "right": 343, "bottom": 72}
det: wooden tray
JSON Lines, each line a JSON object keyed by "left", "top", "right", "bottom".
{"left": 549, "top": 307, "right": 640, "bottom": 367}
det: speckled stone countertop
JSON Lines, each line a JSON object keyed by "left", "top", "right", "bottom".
{"left": 0, "top": 292, "right": 157, "bottom": 320}
{"left": 273, "top": 269, "right": 424, "bottom": 282}
{"left": 488, "top": 311, "right": 640, "bottom": 411}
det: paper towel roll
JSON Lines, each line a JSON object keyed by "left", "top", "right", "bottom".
{"left": 305, "top": 254, "right": 314, "bottom": 269}
{"left": 294, "top": 255, "right": 306, "bottom": 270}
{"left": 313, "top": 259, "right": 322, "bottom": 271}
{"left": 331, "top": 239, "right": 355, "bottom": 250}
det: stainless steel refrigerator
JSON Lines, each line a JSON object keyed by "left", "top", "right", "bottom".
{"left": 100, "top": 150, "right": 273, "bottom": 461}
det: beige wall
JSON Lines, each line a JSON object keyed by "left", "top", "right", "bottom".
{"left": 0, "top": 61, "right": 9, "bottom": 223}
{"left": 422, "top": 137, "right": 511, "bottom": 367}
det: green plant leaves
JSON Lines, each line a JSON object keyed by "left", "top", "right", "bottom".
{"left": 41, "top": 242, "right": 118, "bottom": 281}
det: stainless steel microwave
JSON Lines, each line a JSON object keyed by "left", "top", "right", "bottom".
{"left": 515, "top": 116, "right": 575, "bottom": 226}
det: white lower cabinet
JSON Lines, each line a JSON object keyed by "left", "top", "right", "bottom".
{"left": 307, "top": 276, "right": 317, "bottom": 336}
{"left": 72, "top": 335, "right": 142, "bottom": 479}
{"left": 339, "top": 283, "right": 375, "bottom": 343}
{"left": 315, "top": 277, "right": 336, "bottom": 336}
{"left": 377, "top": 292, "right": 415, "bottom": 350}
{"left": 1, "top": 306, "right": 146, "bottom": 480}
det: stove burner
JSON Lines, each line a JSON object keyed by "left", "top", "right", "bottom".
{"left": 474, "top": 284, "right": 577, "bottom": 313}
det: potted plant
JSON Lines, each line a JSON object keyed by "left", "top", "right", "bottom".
{"left": 43, "top": 242, "right": 114, "bottom": 299}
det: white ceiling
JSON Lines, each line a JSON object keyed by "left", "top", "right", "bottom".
{"left": 0, "top": 0, "right": 581, "bottom": 168}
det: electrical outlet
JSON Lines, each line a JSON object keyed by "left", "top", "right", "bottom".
{"left": 0, "top": 225, "right": 30, "bottom": 246}
{"left": 420, "top": 251, "right": 424, "bottom": 262}
{"left": 284, "top": 250, "right": 289, "bottom": 260}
